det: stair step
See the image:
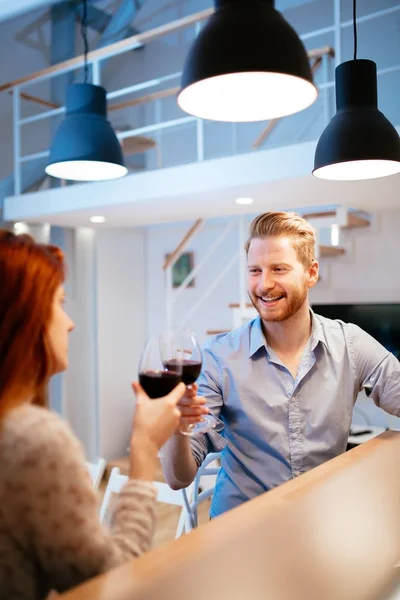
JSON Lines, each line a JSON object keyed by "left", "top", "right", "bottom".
{"left": 206, "top": 329, "right": 231, "bottom": 336}
{"left": 319, "top": 245, "right": 346, "bottom": 257}
{"left": 303, "top": 210, "right": 370, "bottom": 229}
{"left": 229, "top": 303, "right": 254, "bottom": 309}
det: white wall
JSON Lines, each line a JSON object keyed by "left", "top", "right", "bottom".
{"left": 60, "top": 226, "right": 147, "bottom": 461}
{"left": 63, "top": 227, "right": 98, "bottom": 461}
{"left": 96, "top": 228, "right": 147, "bottom": 460}
{"left": 145, "top": 209, "right": 400, "bottom": 429}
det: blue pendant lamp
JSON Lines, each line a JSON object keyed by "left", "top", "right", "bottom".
{"left": 313, "top": 0, "right": 400, "bottom": 181}
{"left": 45, "top": 0, "right": 127, "bottom": 182}
{"left": 177, "top": 0, "right": 317, "bottom": 122}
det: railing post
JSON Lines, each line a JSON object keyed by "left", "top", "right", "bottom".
{"left": 196, "top": 118, "right": 204, "bottom": 162}
{"left": 13, "top": 87, "right": 22, "bottom": 195}
{"left": 92, "top": 60, "right": 101, "bottom": 86}
{"left": 323, "top": 53, "right": 331, "bottom": 126}
{"left": 334, "top": 0, "right": 342, "bottom": 67}
{"left": 155, "top": 99, "right": 163, "bottom": 168}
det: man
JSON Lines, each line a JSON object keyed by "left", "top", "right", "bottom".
{"left": 161, "top": 211, "right": 400, "bottom": 518}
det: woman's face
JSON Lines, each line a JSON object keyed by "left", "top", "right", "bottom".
{"left": 46, "top": 285, "right": 75, "bottom": 374}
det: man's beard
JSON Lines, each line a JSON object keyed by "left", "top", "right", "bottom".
{"left": 249, "top": 282, "right": 308, "bottom": 323}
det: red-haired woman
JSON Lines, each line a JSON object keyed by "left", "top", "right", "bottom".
{"left": 0, "top": 230, "right": 186, "bottom": 598}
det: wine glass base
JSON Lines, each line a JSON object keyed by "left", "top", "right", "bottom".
{"left": 180, "top": 414, "right": 223, "bottom": 437}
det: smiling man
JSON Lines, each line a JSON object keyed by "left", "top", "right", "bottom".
{"left": 161, "top": 212, "right": 400, "bottom": 518}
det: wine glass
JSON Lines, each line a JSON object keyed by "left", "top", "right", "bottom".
{"left": 170, "top": 329, "right": 224, "bottom": 437}
{"left": 138, "top": 334, "right": 182, "bottom": 399}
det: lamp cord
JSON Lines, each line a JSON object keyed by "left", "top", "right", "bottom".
{"left": 81, "top": 0, "right": 89, "bottom": 82}
{"left": 353, "top": 0, "right": 358, "bottom": 60}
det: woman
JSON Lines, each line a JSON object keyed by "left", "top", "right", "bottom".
{"left": 0, "top": 230, "right": 202, "bottom": 599}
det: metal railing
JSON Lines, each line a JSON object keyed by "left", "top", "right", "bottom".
{"left": 4, "top": 2, "right": 400, "bottom": 197}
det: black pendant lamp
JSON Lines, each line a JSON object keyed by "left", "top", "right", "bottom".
{"left": 313, "top": 0, "right": 400, "bottom": 181}
{"left": 177, "top": 0, "right": 317, "bottom": 122}
{"left": 45, "top": 0, "right": 127, "bottom": 182}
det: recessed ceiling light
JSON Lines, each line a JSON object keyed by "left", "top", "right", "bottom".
{"left": 90, "top": 216, "right": 106, "bottom": 223}
{"left": 236, "top": 197, "right": 254, "bottom": 205}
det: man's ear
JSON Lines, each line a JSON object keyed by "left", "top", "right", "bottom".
{"left": 307, "top": 260, "right": 319, "bottom": 289}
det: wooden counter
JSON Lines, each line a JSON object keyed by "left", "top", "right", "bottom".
{"left": 62, "top": 431, "right": 400, "bottom": 600}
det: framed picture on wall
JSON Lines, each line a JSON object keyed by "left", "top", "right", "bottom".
{"left": 166, "top": 251, "right": 195, "bottom": 288}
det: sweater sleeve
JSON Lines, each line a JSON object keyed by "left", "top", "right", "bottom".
{"left": 7, "top": 407, "right": 157, "bottom": 593}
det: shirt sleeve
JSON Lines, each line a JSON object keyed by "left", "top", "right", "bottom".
{"left": 13, "top": 410, "right": 157, "bottom": 593}
{"left": 348, "top": 323, "right": 400, "bottom": 417}
{"left": 190, "top": 341, "right": 227, "bottom": 466}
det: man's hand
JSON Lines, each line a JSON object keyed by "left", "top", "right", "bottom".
{"left": 176, "top": 384, "right": 209, "bottom": 433}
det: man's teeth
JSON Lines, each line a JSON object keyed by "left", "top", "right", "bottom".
{"left": 261, "top": 296, "right": 282, "bottom": 302}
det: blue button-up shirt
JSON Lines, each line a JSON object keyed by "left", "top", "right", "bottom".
{"left": 190, "top": 312, "right": 400, "bottom": 518}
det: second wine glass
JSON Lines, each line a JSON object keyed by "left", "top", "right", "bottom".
{"left": 168, "top": 329, "right": 223, "bottom": 437}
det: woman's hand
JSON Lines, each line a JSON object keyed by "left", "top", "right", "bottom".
{"left": 131, "top": 382, "right": 185, "bottom": 451}
{"left": 129, "top": 382, "right": 186, "bottom": 481}
{"left": 176, "top": 383, "right": 209, "bottom": 433}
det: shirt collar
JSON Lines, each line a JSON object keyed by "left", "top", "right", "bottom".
{"left": 248, "top": 309, "right": 330, "bottom": 359}
{"left": 249, "top": 317, "right": 268, "bottom": 358}
{"left": 309, "top": 309, "right": 331, "bottom": 354}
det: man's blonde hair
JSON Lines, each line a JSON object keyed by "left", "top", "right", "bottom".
{"left": 245, "top": 212, "right": 316, "bottom": 267}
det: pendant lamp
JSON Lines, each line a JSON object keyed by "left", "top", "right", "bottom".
{"left": 313, "top": 0, "right": 400, "bottom": 181}
{"left": 177, "top": 0, "right": 318, "bottom": 122}
{"left": 45, "top": 0, "right": 127, "bottom": 182}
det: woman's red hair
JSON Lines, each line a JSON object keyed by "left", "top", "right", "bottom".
{"left": 0, "top": 230, "right": 65, "bottom": 417}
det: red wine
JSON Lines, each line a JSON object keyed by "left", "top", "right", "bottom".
{"left": 139, "top": 371, "right": 181, "bottom": 399}
{"left": 165, "top": 360, "right": 202, "bottom": 385}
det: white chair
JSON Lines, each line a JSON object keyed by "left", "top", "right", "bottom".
{"left": 186, "top": 452, "right": 221, "bottom": 527}
{"left": 86, "top": 458, "right": 106, "bottom": 489}
{"left": 100, "top": 467, "right": 194, "bottom": 538}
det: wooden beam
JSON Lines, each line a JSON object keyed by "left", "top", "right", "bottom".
{"left": 9, "top": 90, "right": 59, "bottom": 110}
{"left": 163, "top": 219, "right": 204, "bottom": 270}
{"left": 109, "top": 86, "right": 180, "bottom": 112}
{"left": 206, "top": 329, "right": 231, "bottom": 335}
{"left": 307, "top": 45, "right": 335, "bottom": 59}
{"left": 9, "top": 86, "right": 180, "bottom": 114}
{"left": 252, "top": 118, "right": 280, "bottom": 150}
{"left": 252, "top": 54, "right": 325, "bottom": 150}
{"left": 0, "top": 8, "right": 214, "bottom": 93}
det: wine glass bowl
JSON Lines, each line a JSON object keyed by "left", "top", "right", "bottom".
{"left": 138, "top": 335, "right": 182, "bottom": 399}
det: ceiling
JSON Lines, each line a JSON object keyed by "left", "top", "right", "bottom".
{"left": 6, "top": 170, "right": 400, "bottom": 229}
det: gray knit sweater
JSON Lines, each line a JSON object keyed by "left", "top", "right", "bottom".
{"left": 0, "top": 404, "right": 157, "bottom": 599}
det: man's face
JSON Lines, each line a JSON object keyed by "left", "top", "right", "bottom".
{"left": 247, "top": 236, "right": 318, "bottom": 323}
